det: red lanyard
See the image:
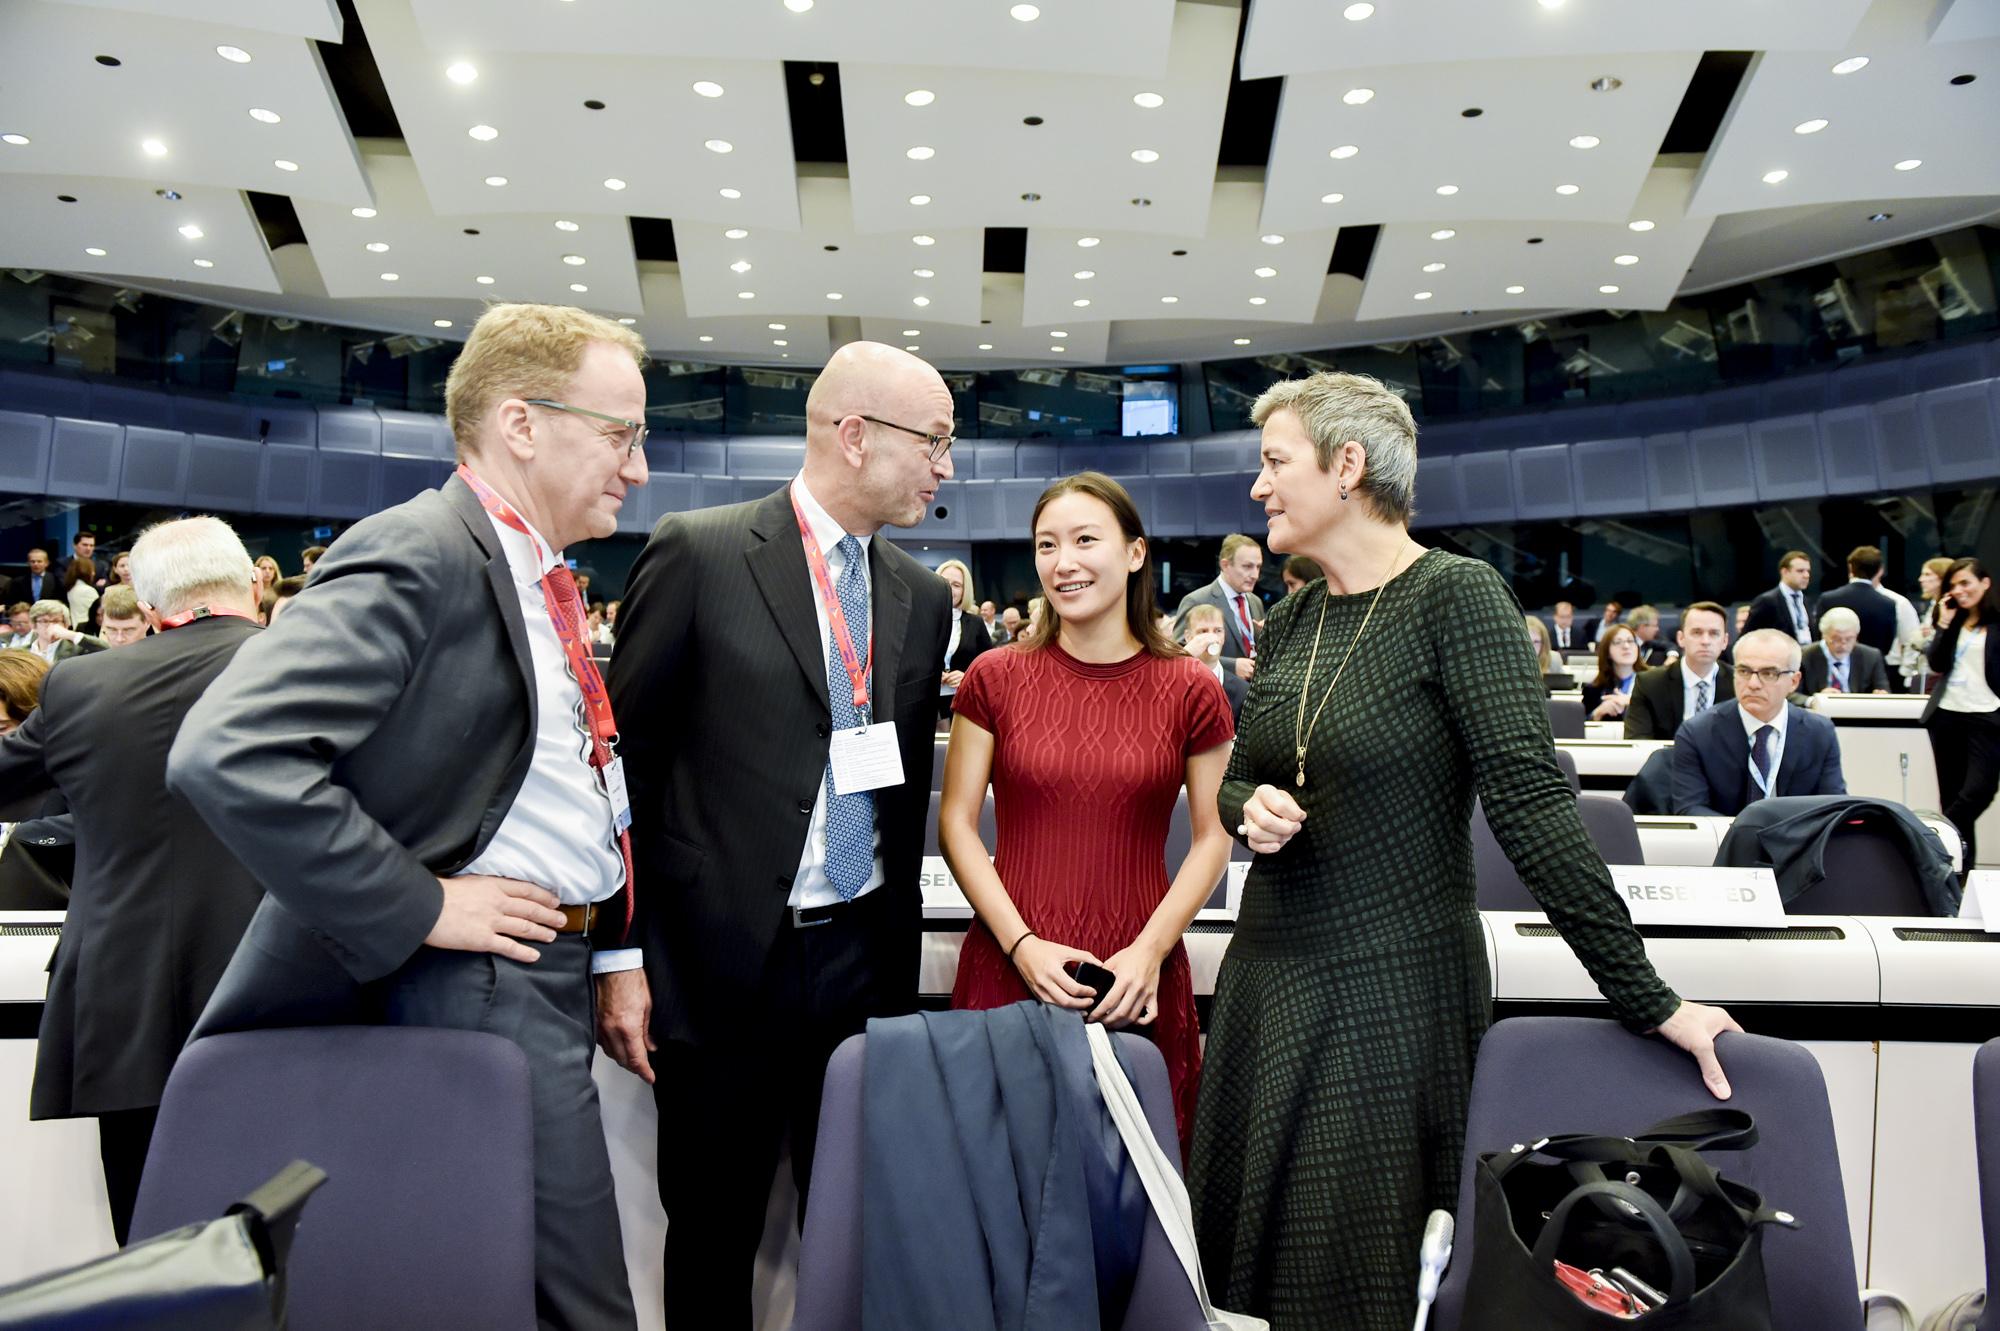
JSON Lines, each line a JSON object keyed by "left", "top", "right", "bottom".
{"left": 1233, "top": 593, "right": 1257, "bottom": 656}
{"left": 158, "top": 604, "right": 260, "bottom": 630}
{"left": 791, "top": 486, "right": 873, "bottom": 719}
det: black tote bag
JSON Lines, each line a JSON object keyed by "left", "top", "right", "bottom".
{"left": 1459, "top": 1110, "right": 1799, "bottom": 1329}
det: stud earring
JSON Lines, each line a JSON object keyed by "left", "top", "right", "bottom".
{"left": 1339, "top": 486, "right": 1349, "bottom": 501}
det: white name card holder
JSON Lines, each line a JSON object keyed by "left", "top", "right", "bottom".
{"left": 1607, "top": 864, "right": 1788, "bottom": 928}
{"left": 1959, "top": 870, "right": 2000, "bottom": 933}
{"left": 1226, "top": 861, "right": 1250, "bottom": 916}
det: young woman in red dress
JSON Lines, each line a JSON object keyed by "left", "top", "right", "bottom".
{"left": 939, "top": 472, "right": 1236, "bottom": 1146}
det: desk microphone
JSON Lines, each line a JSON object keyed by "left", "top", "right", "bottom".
{"left": 1412, "top": 1208, "right": 1455, "bottom": 1331}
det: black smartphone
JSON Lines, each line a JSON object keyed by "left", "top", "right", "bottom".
{"left": 1067, "top": 961, "right": 1118, "bottom": 1017}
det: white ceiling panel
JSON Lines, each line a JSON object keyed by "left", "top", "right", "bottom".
{"left": 1930, "top": 0, "right": 2000, "bottom": 44}
{"left": 840, "top": 2, "right": 1235, "bottom": 236}
{"left": 293, "top": 151, "right": 643, "bottom": 312}
{"left": 1688, "top": 0, "right": 2000, "bottom": 217}
{"left": 637, "top": 272, "right": 834, "bottom": 370}
{"left": 1022, "top": 180, "right": 1335, "bottom": 326}
{"left": 0, "top": 173, "right": 281, "bottom": 293}
{"left": 1260, "top": 51, "right": 1697, "bottom": 232}
{"left": 0, "top": 1, "right": 370, "bottom": 204}
{"left": 862, "top": 275, "right": 1112, "bottom": 367}
{"left": 1355, "top": 168, "right": 1712, "bottom": 322}
{"left": 45, "top": 0, "right": 342, "bottom": 41}
{"left": 404, "top": 0, "right": 1177, "bottom": 74}
{"left": 1241, "top": 0, "right": 1870, "bottom": 79}
{"left": 354, "top": 0, "right": 801, "bottom": 229}
{"left": 1684, "top": 194, "right": 2000, "bottom": 293}
{"left": 676, "top": 176, "right": 983, "bottom": 325}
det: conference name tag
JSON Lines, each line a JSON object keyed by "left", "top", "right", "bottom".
{"left": 602, "top": 755, "right": 632, "bottom": 834}
{"left": 1226, "top": 860, "right": 1251, "bottom": 914}
{"left": 1959, "top": 870, "right": 2000, "bottom": 933}
{"left": 919, "top": 854, "right": 970, "bottom": 910}
{"left": 1608, "top": 864, "right": 1785, "bottom": 927}
{"left": 830, "top": 722, "right": 903, "bottom": 795}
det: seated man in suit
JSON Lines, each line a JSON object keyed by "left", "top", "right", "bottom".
{"left": 1743, "top": 549, "right": 1817, "bottom": 646}
{"left": 1625, "top": 600, "right": 1732, "bottom": 739}
{"left": 1624, "top": 604, "right": 1673, "bottom": 667}
{"left": 1182, "top": 602, "right": 1247, "bottom": 720}
{"left": 1672, "top": 628, "right": 1847, "bottom": 816}
{"left": 1798, "top": 606, "right": 1891, "bottom": 696}
{"left": 1546, "top": 600, "right": 1593, "bottom": 655}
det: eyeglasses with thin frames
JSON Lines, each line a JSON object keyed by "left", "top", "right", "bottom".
{"left": 523, "top": 399, "right": 647, "bottom": 459}
{"left": 857, "top": 413, "right": 955, "bottom": 463}
{"left": 1733, "top": 665, "right": 1798, "bottom": 684}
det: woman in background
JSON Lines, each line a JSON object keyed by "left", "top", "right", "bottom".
{"left": 1925, "top": 556, "right": 2000, "bottom": 868}
{"left": 63, "top": 559, "right": 98, "bottom": 633}
{"left": 252, "top": 556, "right": 282, "bottom": 602}
{"left": 109, "top": 553, "right": 134, "bottom": 587}
{"left": 1280, "top": 555, "right": 1322, "bottom": 597}
{"left": 1524, "top": 613, "right": 1554, "bottom": 674}
{"left": 934, "top": 558, "right": 991, "bottom": 723}
{"left": 1581, "top": 623, "right": 1648, "bottom": 720}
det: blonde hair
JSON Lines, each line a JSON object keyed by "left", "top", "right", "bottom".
{"left": 1250, "top": 371, "right": 1419, "bottom": 523}
{"left": 1523, "top": 614, "right": 1553, "bottom": 672}
{"left": 444, "top": 303, "right": 647, "bottom": 461}
{"left": 934, "top": 559, "right": 976, "bottom": 613}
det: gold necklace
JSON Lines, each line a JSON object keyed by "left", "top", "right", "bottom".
{"left": 1291, "top": 545, "right": 1412, "bottom": 790}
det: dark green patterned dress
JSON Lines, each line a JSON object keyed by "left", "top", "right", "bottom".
{"left": 1187, "top": 550, "right": 1680, "bottom": 1331}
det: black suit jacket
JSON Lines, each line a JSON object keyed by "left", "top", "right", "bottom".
{"left": 1670, "top": 701, "right": 1847, "bottom": 817}
{"left": 1172, "top": 578, "right": 1263, "bottom": 676}
{"left": 1798, "top": 641, "right": 1891, "bottom": 696}
{"left": 607, "top": 485, "right": 952, "bottom": 1048}
{"left": 1817, "top": 581, "right": 1900, "bottom": 657}
{"left": 1923, "top": 614, "right": 2000, "bottom": 723}
{"left": 0, "top": 617, "right": 263, "bottom": 1118}
{"left": 1744, "top": 586, "right": 1817, "bottom": 642}
{"left": 1623, "top": 663, "right": 1735, "bottom": 739}
{"left": 172, "top": 476, "right": 546, "bottom": 1036}
{"left": 946, "top": 609, "right": 991, "bottom": 675}
{"left": 1545, "top": 618, "right": 1594, "bottom": 654}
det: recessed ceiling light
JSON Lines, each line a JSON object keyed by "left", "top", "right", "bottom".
{"left": 902, "top": 328, "right": 922, "bottom": 337}
{"left": 905, "top": 345, "right": 920, "bottom": 352}
{"left": 1869, "top": 212, "right": 1893, "bottom": 222}
{"left": 447, "top": 61, "right": 478, "bottom": 85}
{"left": 434, "top": 319, "right": 454, "bottom": 329}
{"left": 705, "top": 139, "right": 733, "bottom": 154}
{"left": 1628, "top": 219, "right": 1655, "bottom": 231}
{"left": 1539, "top": 0, "right": 1565, "bottom": 8}
{"left": 906, "top": 145, "right": 934, "bottom": 160}
{"left": 1422, "top": 262, "right": 1446, "bottom": 273}
{"left": 567, "top": 282, "right": 588, "bottom": 293}
{"left": 1598, "top": 284, "right": 1620, "bottom": 294}
{"left": 381, "top": 272, "right": 400, "bottom": 281}
{"left": 1234, "top": 338, "right": 1252, "bottom": 346}
{"left": 698, "top": 334, "right": 715, "bottom": 342}
{"left": 1321, "top": 192, "right": 1345, "bottom": 204}
{"left": 178, "top": 223, "right": 204, "bottom": 239}
{"left": 557, "top": 220, "right": 581, "bottom": 232}
{"left": 1133, "top": 92, "right": 1164, "bottom": 109}
{"left": 1614, "top": 254, "right": 1639, "bottom": 265}
{"left": 1894, "top": 158, "right": 1922, "bottom": 171}
{"left": 606, "top": 177, "right": 628, "bottom": 190}
{"left": 912, "top": 268, "right": 936, "bottom": 279}
{"left": 1414, "top": 291, "right": 1433, "bottom": 300}
{"left": 1431, "top": 228, "right": 1457, "bottom": 240}
{"left": 485, "top": 175, "right": 508, "bottom": 186}
{"left": 1568, "top": 134, "right": 1599, "bottom": 149}
{"left": 1329, "top": 144, "right": 1359, "bottom": 159}
{"left": 1832, "top": 56, "right": 1869, "bottom": 75}
{"left": 193, "top": 257, "right": 214, "bottom": 268}
{"left": 729, "top": 261, "right": 752, "bottom": 274}
{"left": 468, "top": 124, "right": 498, "bottom": 141}
{"left": 1762, "top": 169, "right": 1789, "bottom": 183}
{"left": 274, "top": 158, "right": 299, "bottom": 171}
{"left": 366, "top": 241, "right": 389, "bottom": 253}
{"left": 1160, "top": 295, "right": 1178, "bottom": 303}
{"left": 785, "top": 0, "right": 813, "bottom": 10}
{"left": 978, "top": 342, "right": 994, "bottom": 350}
{"left": 912, "top": 295, "right": 931, "bottom": 306}
{"left": 826, "top": 291, "right": 843, "bottom": 299}
{"left": 1051, "top": 330, "right": 1069, "bottom": 338}
{"left": 351, "top": 206, "right": 377, "bottom": 218}
{"left": 1073, "top": 269, "right": 1095, "bottom": 279}
{"left": 1343, "top": 88, "right": 1375, "bottom": 105}
{"left": 717, "top": 186, "right": 738, "bottom": 198}
{"left": 1590, "top": 76, "right": 1621, "bottom": 92}
{"left": 1248, "top": 296, "right": 1267, "bottom": 305}
{"left": 1255, "top": 266, "right": 1277, "bottom": 277}
{"left": 249, "top": 107, "right": 282, "bottom": 124}
{"left": 692, "top": 80, "right": 724, "bottom": 98}
{"left": 909, "top": 193, "right": 932, "bottom": 206}
{"left": 774, "top": 339, "right": 788, "bottom": 347}
{"left": 724, "top": 227, "right": 748, "bottom": 239}
{"left": 1343, "top": 3, "right": 1374, "bottom": 18}
{"left": 618, "top": 317, "right": 636, "bottom": 325}
{"left": 768, "top": 322, "right": 787, "bottom": 331}
{"left": 566, "top": 254, "right": 588, "bottom": 267}
{"left": 1435, "top": 183, "right": 1459, "bottom": 195}
{"left": 1131, "top": 148, "right": 1160, "bottom": 163}
{"left": 1794, "top": 118, "right": 1828, "bottom": 135}
{"left": 1505, "top": 284, "right": 1526, "bottom": 294}
{"left": 1077, "top": 236, "right": 1100, "bottom": 247}
{"left": 1010, "top": 4, "right": 1040, "bottom": 20}
{"left": 1555, "top": 184, "right": 1580, "bottom": 195}
{"left": 905, "top": 89, "right": 935, "bottom": 106}
{"left": 84, "top": 247, "right": 106, "bottom": 257}
{"left": 141, "top": 138, "right": 167, "bottom": 157}
{"left": 1260, "top": 234, "right": 1285, "bottom": 245}
{"left": 912, "top": 234, "right": 935, "bottom": 246}
{"left": 1, "top": 133, "right": 28, "bottom": 146}
{"left": 1050, "top": 345, "right": 1065, "bottom": 352}
{"left": 736, "top": 290, "right": 754, "bottom": 299}
{"left": 1073, "top": 298, "right": 1090, "bottom": 307}
{"left": 476, "top": 275, "right": 495, "bottom": 284}
{"left": 216, "top": 45, "right": 251, "bottom": 63}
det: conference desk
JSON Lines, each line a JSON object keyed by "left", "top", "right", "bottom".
{"left": 1555, "top": 738, "right": 1673, "bottom": 790}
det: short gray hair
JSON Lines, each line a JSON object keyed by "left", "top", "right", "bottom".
{"left": 1737, "top": 627, "right": 1803, "bottom": 671}
{"left": 1250, "top": 371, "right": 1419, "bottom": 523}
{"left": 1818, "top": 606, "right": 1860, "bottom": 635}
{"left": 130, "top": 516, "right": 255, "bottom": 616}
{"left": 28, "top": 599, "right": 68, "bottom": 626}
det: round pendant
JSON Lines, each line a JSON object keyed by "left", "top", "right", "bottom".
{"left": 1295, "top": 769, "right": 1306, "bottom": 788}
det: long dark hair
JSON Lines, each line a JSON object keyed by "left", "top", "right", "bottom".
{"left": 1947, "top": 556, "right": 2000, "bottom": 628}
{"left": 1024, "top": 471, "right": 1180, "bottom": 660}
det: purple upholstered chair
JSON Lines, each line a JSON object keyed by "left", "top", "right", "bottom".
{"left": 1976, "top": 1039, "right": 2000, "bottom": 1331}
{"left": 1433, "top": 1017, "right": 1861, "bottom": 1331}
{"left": 130, "top": 1027, "right": 536, "bottom": 1330}
{"left": 794, "top": 1030, "right": 1210, "bottom": 1331}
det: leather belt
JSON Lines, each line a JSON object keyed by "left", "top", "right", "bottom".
{"left": 556, "top": 904, "right": 598, "bottom": 934}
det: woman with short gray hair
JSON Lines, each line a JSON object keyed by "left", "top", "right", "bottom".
{"left": 1187, "top": 370, "right": 1741, "bottom": 1330}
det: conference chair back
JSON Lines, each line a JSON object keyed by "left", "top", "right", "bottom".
{"left": 1546, "top": 697, "right": 1587, "bottom": 739}
{"left": 1576, "top": 793, "right": 1645, "bottom": 867}
{"left": 1553, "top": 747, "right": 1581, "bottom": 795}
{"left": 1473, "top": 794, "right": 1639, "bottom": 911}
{"left": 130, "top": 1027, "right": 536, "bottom": 1331}
{"left": 1432, "top": 1017, "right": 1860, "bottom": 1331}
{"left": 1623, "top": 746, "right": 1677, "bottom": 815}
{"left": 794, "top": 1030, "right": 1211, "bottom": 1331}
{"left": 1784, "top": 817, "right": 1936, "bottom": 916}
{"left": 1975, "top": 1040, "right": 2000, "bottom": 1330}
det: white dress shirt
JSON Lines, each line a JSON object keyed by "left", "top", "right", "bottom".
{"left": 5, "top": 631, "right": 34, "bottom": 651}
{"left": 1553, "top": 621, "right": 1574, "bottom": 651}
{"left": 1680, "top": 660, "right": 1720, "bottom": 721}
{"left": 462, "top": 502, "right": 640, "bottom": 974}
{"left": 789, "top": 475, "right": 886, "bottom": 909}
{"left": 1739, "top": 700, "right": 1789, "bottom": 798}
{"left": 1943, "top": 627, "right": 2000, "bottom": 714}
{"left": 1879, "top": 583, "right": 1922, "bottom": 674}
{"left": 941, "top": 611, "right": 962, "bottom": 698}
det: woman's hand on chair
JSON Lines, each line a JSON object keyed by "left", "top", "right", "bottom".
{"left": 1654, "top": 1000, "right": 1745, "bottom": 1100}
{"left": 1010, "top": 935, "right": 1101, "bottom": 1010}
{"left": 1092, "top": 941, "right": 1167, "bottom": 1029}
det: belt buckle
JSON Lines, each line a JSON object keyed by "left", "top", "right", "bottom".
{"left": 790, "top": 905, "right": 832, "bottom": 929}
{"left": 572, "top": 903, "right": 594, "bottom": 934}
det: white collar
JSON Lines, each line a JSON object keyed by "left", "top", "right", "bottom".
{"left": 791, "top": 474, "right": 873, "bottom": 560}
{"left": 1680, "top": 660, "right": 1718, "bottom": 688}
{"left": 1848, "top": 577, "right": 1873, "bottom": 585}
{"left": 1740, "top": 700, "right": 1790, "bottom": 743}
{"left": 481, "top": 507, "right": 563, "bottom": 588}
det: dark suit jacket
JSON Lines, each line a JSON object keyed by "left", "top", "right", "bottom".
{"left": 607, "top": 485, "right": 952, "bottom": 1048}
{"left": 0, "top": 617, "right": 263, "bottom": 1118}
{"left": 1922, "top": 613, "right": 2000, "bottom": 724}
{"left": 946, "top": 610, "right": 991, "bottom": 675}
{"left": 1172, "top": 577, "right": 1263, "bottom": 675}
{"left": 1623, "top": 663, "right": 1735, "bottom": 739}
{"left": 1817, "top": 580, "right": 1899, "bottom": 657}
{"left": 1798, "top": 641, "right": 1891, "bottom": 696}
{"left": 1670, "top": 701, "right": 1847, "bottom": 817}
{"left": 1545, "top": 618, "right": 1594, "bottom": 654}
{"left": 1635, "top": 636, "right": 1673, "bottom": 669}
{"left": 171, "top": 476, "right": 546, "bottom": 1036}
{"left": 1743, "top": 585, "right": 1817, "bottom": 642}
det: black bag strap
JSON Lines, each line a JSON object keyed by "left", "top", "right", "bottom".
{"left": 225, "top": 1160, "right": 327, "bottom": 1283}
{"left": 1490, "top": 1109, "right": 1758, "bottom": 1185}
{"left": 1528, "top": 1180, "right": 1699, "bottom": 1306}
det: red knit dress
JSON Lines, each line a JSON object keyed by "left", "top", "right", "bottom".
{"left": 949, "top": 638, "right": 1236, "bottom": 1147}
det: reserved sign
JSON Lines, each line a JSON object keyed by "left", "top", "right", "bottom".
{"left": 1959, "top": 871, "right": 2000, "bottom": 933}
{"left": 919, "top": 855, "right": 970, "bottom": 911}
{"left": 1608, "top": 864, "right": 1786, "bottom": 927}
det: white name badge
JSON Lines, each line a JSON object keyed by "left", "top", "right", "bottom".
{"left": 1226, "top": 860, "right": 1251, "bottom": 915}
{"left": 830, "top": 722, "right": 904, "bottom": 795}
{"left": 920, "top": 854, "right": 970, "bottom": 910}
{"left": 602, "top": 755, "right": 632, "bottom": 835}
{"left": 1959, "top": 870, "right": 2000, "bottom": 933}
{"left": 1608, "top": 864, "right": 1786, "bottom": 927}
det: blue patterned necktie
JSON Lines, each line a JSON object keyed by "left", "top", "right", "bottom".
{"left": 823, "top": 535, "right": 874, "bottom": 900}
{"left": 1751, "top": 724, "right": 1775, "bottom": 796}
{"left": 1695, "top": 677, "right": 1710, "bottom": 713}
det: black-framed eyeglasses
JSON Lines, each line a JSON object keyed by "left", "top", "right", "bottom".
{"left": 857, "top": 413, "right": 955, "bottom": 463}
{"left": 1733, "top": 665, "right": 1798, "bottom": 683}
{"left": 524, "top": 399, "right": 647, "bottom": 459}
